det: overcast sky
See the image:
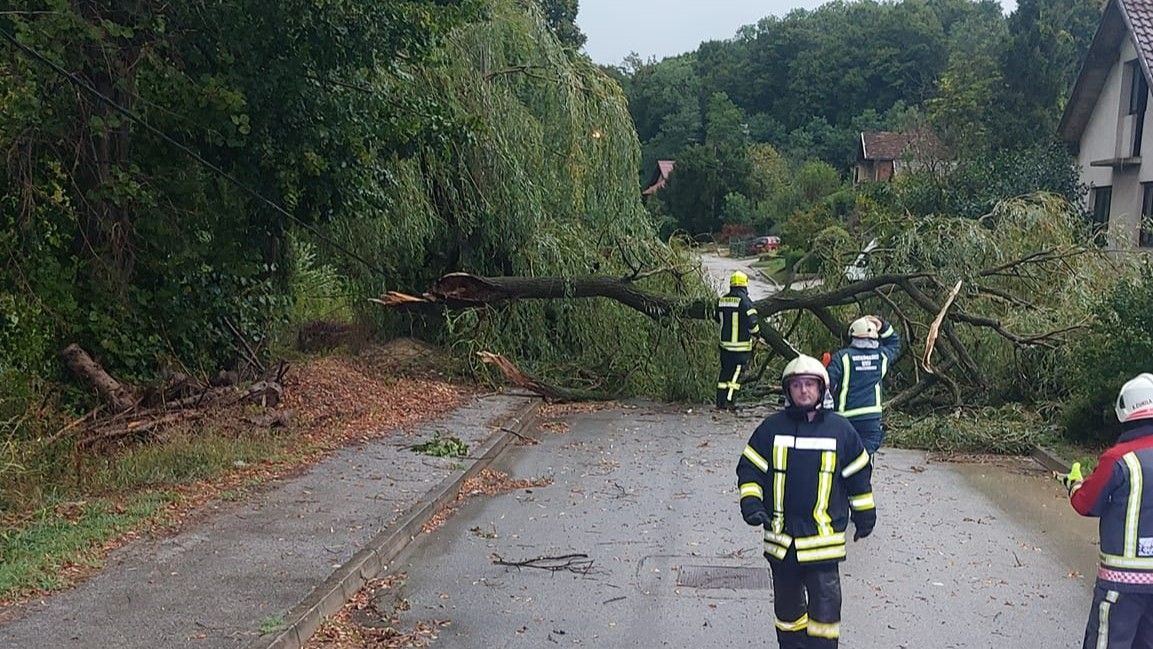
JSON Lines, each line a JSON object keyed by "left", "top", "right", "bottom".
{"left": 578, "top": 0, "right": 1019, "bottom": 67}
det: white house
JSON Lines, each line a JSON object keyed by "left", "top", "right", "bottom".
{"left": 1059, "top": 0, "right": 1153, "bottom": 248}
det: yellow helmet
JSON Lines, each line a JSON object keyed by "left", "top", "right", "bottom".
{"left": 730, "top": 271, "right": 749, "bottom": 287}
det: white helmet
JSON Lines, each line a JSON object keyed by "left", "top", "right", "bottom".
{"left": 849, "top": 316, "right": 879, "bottom": 339}
{"left": 782, "top": 354, "right": 830, "bottom": 391}
{"left": 1116, "top": 373, "right": 1153, "bottom": 423}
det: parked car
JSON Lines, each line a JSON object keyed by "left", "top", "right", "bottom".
{"left": 844, "top": 238, "right": 878, "bottom": 281}
{"left": 749, "top": 236, "right": 781, "bottom": 254}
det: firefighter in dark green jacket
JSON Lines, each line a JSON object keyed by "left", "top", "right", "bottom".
{"left": 715, "top": 271, "right": 759, "bottom": 410}
{"left": 736, "top": 354, "right": 876, "bottom": 649}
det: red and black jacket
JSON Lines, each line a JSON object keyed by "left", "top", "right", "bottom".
{"left": 1071, "top": 422, "right": 1153, "bottom": 592}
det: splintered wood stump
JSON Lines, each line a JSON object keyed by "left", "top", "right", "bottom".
{"left": 477, "top": 351, "right": 608, "bottom": 402}
{"left": 60, "top": 344, "right": 137, "bottom": 412}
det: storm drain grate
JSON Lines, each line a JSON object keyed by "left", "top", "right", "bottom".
{"left": 676, "top": 565, "right": 771, "bottom": 590}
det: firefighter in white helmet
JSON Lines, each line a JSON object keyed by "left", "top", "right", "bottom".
{"left": 1060, "top": 373, "right": 1153, "bottom": 648}
{"left": 826, "top": 315, "right": 902, "bottom": 454}
{"left": 715, "top": 271, "right": 760, "bottom": 410}
{"left": 736, "top": 354, "right": 875, "bottom": 648}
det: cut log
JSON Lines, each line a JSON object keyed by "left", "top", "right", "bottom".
{"left": 60, "top": 344, "right": 137, "bottom": 412}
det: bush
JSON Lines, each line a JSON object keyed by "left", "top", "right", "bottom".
{"left": 1062, "top": 265, "right": 1153, "bottom": 444}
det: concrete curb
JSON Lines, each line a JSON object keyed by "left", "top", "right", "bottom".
{"left": 247, "top": 396, "right": 542, "bottom": 649}
{"left": 1031, "top": 445, "right": 1073, "bottom": 473}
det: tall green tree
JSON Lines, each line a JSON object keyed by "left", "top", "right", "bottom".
{"left": 535, "top": 0, "right": 586, "bottom": 48}
{"left": 998, "top": 0, "right": 1101, "bottom": 147}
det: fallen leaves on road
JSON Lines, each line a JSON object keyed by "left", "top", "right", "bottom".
{"left": 307, "top": 574, "right": 448, "bottom": 649}
{"left": 421, "top": 469, "right": 553, "bottom": 534}
{"left": 538, "top": 420, "right": 570, "bottom": 434}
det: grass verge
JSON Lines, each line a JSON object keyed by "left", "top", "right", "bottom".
{"left": 0, "top": 352, "right": 466, "bottom": 605}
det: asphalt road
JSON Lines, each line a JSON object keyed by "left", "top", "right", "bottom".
{"left": 697, "top": 252, "right": 778, "bottom": 300}
{"left": 389, "top": 403, "right": 1097, "bottom": 648}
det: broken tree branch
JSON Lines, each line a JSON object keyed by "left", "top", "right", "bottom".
{"left": 923, "top": 280, "right": 963, "bottom": 374}
{"left": 61, "top": 344, "right": 137, "bottom": 412}
{"left": 492, "top": 553, "right": 595, "bottom": 575}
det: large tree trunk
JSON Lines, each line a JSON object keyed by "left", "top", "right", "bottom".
{"left": 377, "top": 262, "right": 1085, "bottom": 407}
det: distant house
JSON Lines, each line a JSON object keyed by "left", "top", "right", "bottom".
{"left": 642, "top": 160, "right": 675, "bottom": 196}
{"left": 1058, "top": 0, "right": 1153, "bottom": 248}
{"left": 854, "top": 129, "right": 945, "bottom": 184}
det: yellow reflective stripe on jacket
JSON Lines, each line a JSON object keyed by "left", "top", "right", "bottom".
{"left": 746, "top": 308, "right": 758, "bottom": 316}
{"left": 840, "top": 404, "right": 883, "bottom": 418}
{"left": 1099, "top": 553, "right": 1153, "bottom": 569}
{"left": 1123, "top": 453, "right": 1143, "bottom": 558}
{"left": 721, "top": 341, "right": 753, "bottom": 351}
{"left": 764, "top": 540, "right": 789, "bottom": 559}
{"left": 881, "top": 353, "right": 889, "bottom": 377}
{"left": 773, "top": 441, "right": 789, "bottom": 470}
{"left": 813, "top": 450, "right": 835, "bottom": 536}
{"left": 796, "top": 545, "right": 846, "bottom": 562}
{"left": 794, "top": 532, "right": 845, "bottom": 549}
{"left": 743, "top": 445, "right": 769, "bottom": 472}
{"left": 842, "top": 449, "right": 870, "bottom": 477}
{"left": 775, "top": 614, "right": 809, "bottom": 632}
{"left": 771, "top": 441, "right": 788, "bottom": 533}
{"left": 764, "top": 530, "right": 793, "bottom": 547}
{"left": 807, "top": 620, "right": 841, "bottom": 639}
{"left": 837, "top": 355, "right": 850, "bottom": 411}
{"left": 850, "top": 492, "right": 875, "bottom": 510}
{"left": 740, "top": 482, "right": 763, "bottom": 500}
{"left": 729, "top": 312, "right": 739, "bottom": 345}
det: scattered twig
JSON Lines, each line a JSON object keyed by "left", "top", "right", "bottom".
{"left": 492, "top": 553, "right": 595, "bottom": 575}
{"left": 500, "top": 426, "right": 540, "bottom": 445}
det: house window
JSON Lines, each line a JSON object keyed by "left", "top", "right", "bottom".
{"left": 1129, "top": 61, "right": 1149, "bottom": 115}
{"left": 1142, "top": 183, "right": 1153, "bottom": 247}
{"left": 1092, "top": 186, "right": 1112, "bottom": 230}
{"left": 1128, "top": 61, "right": 1149, "bottom": 156}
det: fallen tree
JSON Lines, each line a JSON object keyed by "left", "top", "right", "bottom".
{"left": 56, "top": 344, "right": 288, "bottom": 449}
{"left": 375, "top": 242, "right": 1105, "bottom": 408}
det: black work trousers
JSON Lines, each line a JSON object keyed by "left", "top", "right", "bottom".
{"left": 1082, "top": 585, "right": 1153, "bottom": 649}
{"left": 768, "top": 553, "right": 842, "bottom": 649}
{"left": 716, "top": 349, "right": 750, "bottom": 409}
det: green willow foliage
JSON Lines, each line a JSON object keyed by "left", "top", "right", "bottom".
{"left": 0, "top": 0, "right": 717, "bottom": 430}
{"left": 323, "top": 0, "right": 714, "bottom": 400}
{"left": 784, "top": 194, "right": 1135, "bottom": 411}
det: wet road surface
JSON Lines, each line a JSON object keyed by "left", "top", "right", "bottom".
{"left": 388, "top": 404, "right": 1096, "bottom": 648}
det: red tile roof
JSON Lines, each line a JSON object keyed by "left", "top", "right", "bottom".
{"left": 859, "top": 129, "right": 945, "bottom": 161}
{"left": 1123, "top": 0, "right": 1153, "bottom": 79}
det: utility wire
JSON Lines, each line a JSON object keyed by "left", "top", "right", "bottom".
{"left": 0, "top": 26, "right": 387, "bottom": 276}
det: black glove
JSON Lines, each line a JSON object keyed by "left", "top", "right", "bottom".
{"left": 744, "top": 509, "right": 771, "bottom": 528}
{"left": 852, "top": 509, "right": 876, "bottom": 541}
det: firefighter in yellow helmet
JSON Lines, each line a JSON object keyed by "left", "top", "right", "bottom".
{"left": 736, "top": 354, "right": 876, "bottom": 648}
{"left": 715, "top": 271, "right": 759, "bottom": 410}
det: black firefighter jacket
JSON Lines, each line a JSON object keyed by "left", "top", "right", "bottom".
{"left": 737, "top": 409, "right": 875, "bottom": 563}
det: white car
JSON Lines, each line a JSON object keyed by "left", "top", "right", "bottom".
{"left": 844, "top": 239, "right": 878, "bottom": 281}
